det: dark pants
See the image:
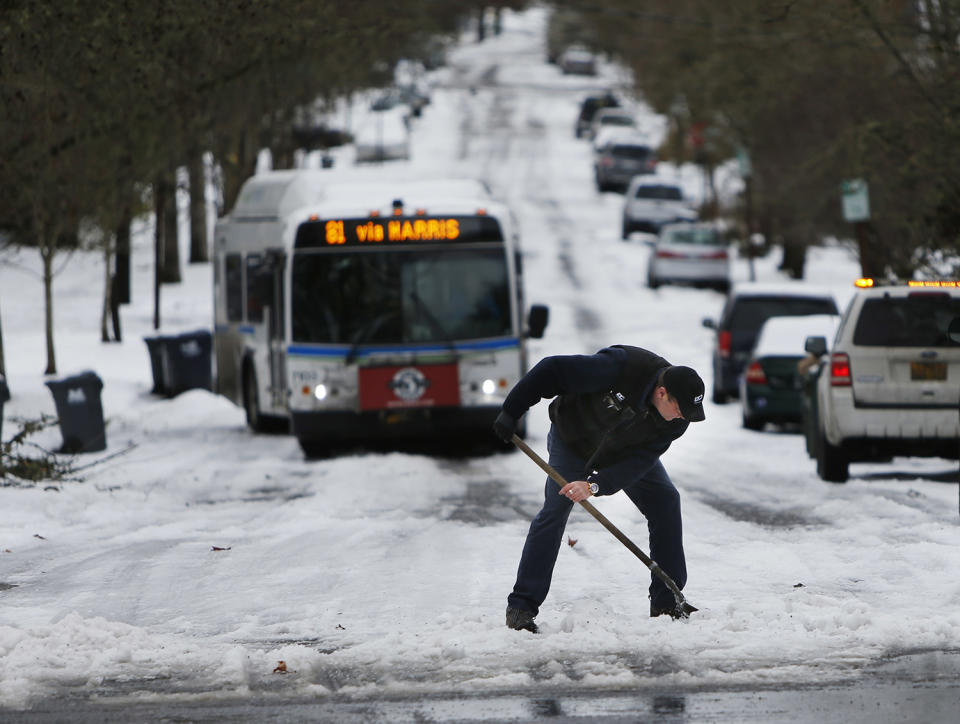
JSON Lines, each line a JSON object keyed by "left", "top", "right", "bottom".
{"left": 508, "top": 427, "right": 687, "bottom": 615}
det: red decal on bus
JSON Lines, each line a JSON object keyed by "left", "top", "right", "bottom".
{"left": 359, "top": 364, "right": 460, "bottom": 410}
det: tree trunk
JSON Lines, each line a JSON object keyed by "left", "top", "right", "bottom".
{"left": 42, "top": 245, "right": 56, "bottom": 375}
{"left": 188, "top": 151, "right": 209, "bottom": 263}
{"left": 33, "top": 201, "right": 59, "bottom": 376}
{"left": 219, "top": 125, "right": 259, "bottom": 217}
{"left": 780, "top": 232, "right": 807, "bottom": 279}
{"left": 154, "top": 177, "right": 165, "bottom": 330}
{"left": 161, "top": 169, "right": 181, "bottom": 283}
{"left": 0, "top": 298, "right": 6, "bottom": 377}
{"left": 101, "top": 238, "right": 112, "bottom": 342}
{"left": 115, "top": 204, "right": 132, "bottom": 304}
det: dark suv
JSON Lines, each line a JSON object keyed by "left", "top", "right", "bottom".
{"left": 594, "top": 137, "right": 657, "bottom": 192}
{"left": 702, "top": 283, "right": 839, "bottom": 403}
{"left": 575, "top": 92, "right": 619, "bottom": 138}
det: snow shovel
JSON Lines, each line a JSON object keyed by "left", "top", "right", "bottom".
{"left": 511, "top": 434, "right": 697, "bottom": 616}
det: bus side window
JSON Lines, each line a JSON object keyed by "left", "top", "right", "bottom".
{"left": 246, "top": 254, "right": 264, "bottom": 323}
{"left": 225, "top": 254, "right": 243, "bottom": 322}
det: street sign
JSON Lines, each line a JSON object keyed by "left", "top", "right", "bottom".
{"left": 841, "top": 178, "right": 870, "bottom": 222}
{"left": 736, "top": 147, "right": 752, "bottom": 178}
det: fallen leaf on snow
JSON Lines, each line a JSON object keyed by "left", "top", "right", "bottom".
{"left": 567, "top": 536, "right": 577, "bottom": 547}
{"left": 211, "top": 546, "right": 231, "bottom": 551}
{"left": 273, "top": 661, "right": 287, "bottom": 673}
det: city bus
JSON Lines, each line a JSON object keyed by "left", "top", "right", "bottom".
{"left": 212, "top": 170, "right": 548, "bottom": 455}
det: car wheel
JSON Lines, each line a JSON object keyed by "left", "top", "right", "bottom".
{"left": 712, "top": 386, "right": 729, "bottom": 404}
{"left": 815, "top": 429, "right": 849, "bottom": 483}
{"left": 621, "top": 223, "right": 631, "bottom": 240}
{"left": 743, "top": 415, "right": 767, "bottom": 432}
{"left": 742, "top": 412, "right": 764, "bottom": 431}
{"left": 647, "top": 273, "right": 660, "bottom": 289}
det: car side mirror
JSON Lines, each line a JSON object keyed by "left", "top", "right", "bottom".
{"left": 948, "top": 318, "right": 960, "bottom": 345}
{"left": 804, "top": 335, "right": 828, "bottom": 357}
{"left": 527, "top": 304, "right": 549, "bottom": 339}
{"left": 702, "top": 318, "right": 716, "bottom": 330}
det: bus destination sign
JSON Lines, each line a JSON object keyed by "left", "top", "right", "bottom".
{"left": 295, "top": 216, "right": 504, "bottom": 248}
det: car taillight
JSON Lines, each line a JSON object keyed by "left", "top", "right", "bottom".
{"left": 600, "top": 157, "right": 614, "bottom": 167}
{"left": 718, "top": 330, "right": 732, "bottom": 359}
{"left": 745, "top": 361, "right": 767, "bottom": 384}
{"left": 705, "top": 249, "right": 728, "bottom": 259}
{"left": 656, "top": 249, "right": 686, "bottom": 258}
{"left": 830, "top": 352, "right": 851, "bottom": 386}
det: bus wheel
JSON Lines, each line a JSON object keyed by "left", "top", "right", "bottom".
{"left": 298, "top": 439, "right": 331, "bottom": 459}
{"left": 244, "top": 365, "right": 265, "bottom": 432}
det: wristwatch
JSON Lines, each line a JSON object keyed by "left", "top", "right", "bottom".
{"left": 588, "top": 482, "right": 599, "bottom": 495}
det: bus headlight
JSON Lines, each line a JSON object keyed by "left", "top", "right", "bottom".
{"left": 314, "top": 383, "right": 328, "bottom": 400}
{"left": 481, "top": 379, "right": 496, "bottom": 395}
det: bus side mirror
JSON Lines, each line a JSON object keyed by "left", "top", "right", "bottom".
{"left": 527, "top": 304, "right": 549, "bottom": 339}
{"left": 804, "top": 335, "right": 828, "bottom": 357}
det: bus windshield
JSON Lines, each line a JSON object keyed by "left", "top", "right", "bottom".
{"left": 291, "top": 248, "right": 511, "bottom": 345}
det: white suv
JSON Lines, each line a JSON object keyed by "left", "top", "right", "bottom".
{"left": 806, "top": 280, "right": 960, "bottom": 482}
{"left": 621, "top": 178, "right": 696, "bottom": 237}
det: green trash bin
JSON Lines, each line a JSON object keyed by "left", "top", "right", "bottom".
{"left": 144, "top": 335, "right": 172, "bottom": 395}
{"left": 44, "top": 371, "right": 106, "bottom": 453}
{"left": 164, "top": 330, "right": 213, "bottom": 397}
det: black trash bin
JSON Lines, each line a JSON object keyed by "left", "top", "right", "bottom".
{"left": 0, "top": 373, "right": 10, "bottom": 441}
{"left": 164, "top": 330, "right": 213, "bottom": 397}
{"left": 143, "top": 335, "right": 172, "bottom": 395}
{"left": 44, "top": 371, "right": 106, "bottom": 453}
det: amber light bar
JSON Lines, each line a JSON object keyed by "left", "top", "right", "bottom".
{"left": 907, "top": 280, "right": 960, "bottom": 287}
{"left": 854, "top": 278, "right": 959, "bottom": 288}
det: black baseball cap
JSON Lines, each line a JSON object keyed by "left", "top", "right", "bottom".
{"left": 661, "top": 366, "right": 706, "bottom": 422}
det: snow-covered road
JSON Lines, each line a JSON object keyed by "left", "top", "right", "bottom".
{"left": 2, "top": 7, "right": 958, "bottom": 719}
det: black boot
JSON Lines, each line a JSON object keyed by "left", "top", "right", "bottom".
{"left": 650, "top": 601, "right": 691, "bottom": 620}
{"left": 505, "top": 606, "right": 539, "bottom": 633}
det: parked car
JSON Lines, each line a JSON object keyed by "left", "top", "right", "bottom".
{"left": 354, "top": 108, "right": 410, "bottom": 163}
{"left": 594, "top": 137, "right": 658, "bottom": 192}
{"left": 559, "top": 47, "right": 597, "bottom": 75}
{"left": 587, "top": 107, "right": 637, "bottom": 141}
{"left": 805, "top": 278, "right": 960, "bottom": 482}
{"left": 592, "top": 125, "right": 637, "bottom": 152}
{"left": 702, "top": 283, "right": 839, "bottom": 404}
{"left": 739, "top": 314, "right": 840, "bottom": 430}
{"left": 621, "top": 177, "right": 693, "bottom": 231}
{"left": 370, "top": 89, "right": 402, "bottom": 112}
{"left": 575, "top": 92, "right": 619, "bottom": 138}
{"left": 646, "top": 222, "right": 729, "bottom": 291}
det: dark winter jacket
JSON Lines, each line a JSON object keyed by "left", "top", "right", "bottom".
{"left": 502, "top": 346, "right": 689, "bottom": 481}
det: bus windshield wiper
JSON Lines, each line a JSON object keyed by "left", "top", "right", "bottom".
{"left": 407, "top": 291, "right": 457, "bottom": 356}
{"left": 344, "top": 312, "right": 396, "bottom": 364}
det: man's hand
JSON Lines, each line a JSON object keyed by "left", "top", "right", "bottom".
{"left": 560, "top": 480, "right": 594, "bottom": 503}
{"left": 493, "top": 411, "right": 517, "bottom": 443}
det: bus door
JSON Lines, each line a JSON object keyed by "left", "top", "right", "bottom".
{"left": 251, "top": 249, "right": 287, "bottom": 411}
